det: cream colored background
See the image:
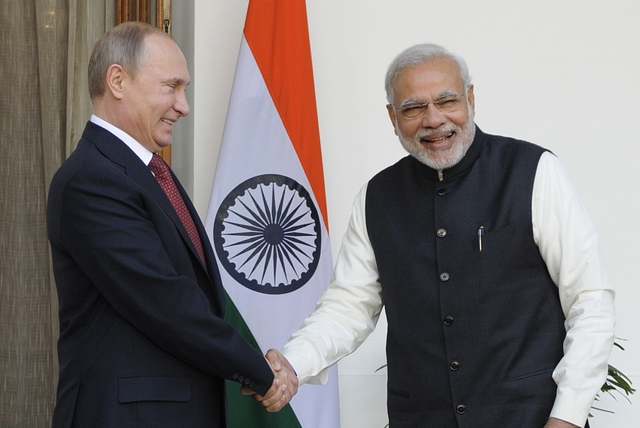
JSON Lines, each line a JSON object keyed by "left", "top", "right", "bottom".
{"left": 171, "top": 1, "right": 639, "bottom": 426}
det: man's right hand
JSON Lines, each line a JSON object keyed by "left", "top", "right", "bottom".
{"left": 241, "top": 349, "right": 299, "bottom": 412}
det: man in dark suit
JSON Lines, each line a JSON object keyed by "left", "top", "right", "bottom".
{"left": 47, "top": 22, "right": 295, "bottom": 427}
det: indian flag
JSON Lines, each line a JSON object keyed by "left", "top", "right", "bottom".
{"left": 204, "top": 0, "right": 340, "bottom": 427}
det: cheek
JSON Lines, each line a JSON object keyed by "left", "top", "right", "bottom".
{"left": 449, "top": 110, "right": 470, "bottom": 127}
{"left": 397, "top": 121, "right": 419, "bottom": 139}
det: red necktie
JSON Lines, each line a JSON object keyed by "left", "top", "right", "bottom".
{"left": 148, "top": 154, "right": 206, "bottom": 265}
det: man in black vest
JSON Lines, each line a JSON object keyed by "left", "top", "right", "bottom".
{"left": 261, "top": 44, "right": 615, "bottom": 428}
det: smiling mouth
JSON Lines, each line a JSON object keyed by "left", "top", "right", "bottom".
{"left": 161, "top": 118, "right": 174, "bottom": 126}
{"left": 421, "top": 131, "right": 455, "bottom": 144}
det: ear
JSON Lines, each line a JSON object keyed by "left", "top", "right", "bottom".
{"left": 105, "top": 64, "right": 126, "bottom": 100}
{"left": 386, "top": 104, "right": 399, "bottom": 136}
{"left": 466, "top": 84, "right": 475, "bottom": 117}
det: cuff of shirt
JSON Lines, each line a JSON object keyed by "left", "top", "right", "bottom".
{"left": 549, "top": 394, "right": 591, "bottom": 427}
{"left": 282, "top": 347, "right": 329, "bottom": 386}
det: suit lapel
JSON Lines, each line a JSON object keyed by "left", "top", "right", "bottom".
{"left": 83, "top": 122, "right": 210, "bottom": 275}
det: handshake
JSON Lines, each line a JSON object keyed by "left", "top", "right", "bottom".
{"left": 241, "top": 349, "right": 299, "bottom": 412}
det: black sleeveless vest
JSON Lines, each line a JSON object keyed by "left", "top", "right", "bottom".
{"left": 366, "top": 128, "right": 567, "bottom": 428}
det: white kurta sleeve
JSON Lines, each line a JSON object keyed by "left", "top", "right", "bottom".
{"left": 532, "top": 152, "right": 616, "bottom": 426}
{"left": 281, "top": 184, "right": 384, "bottom": 385}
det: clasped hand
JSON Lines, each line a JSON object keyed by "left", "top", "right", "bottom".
{"left": 241, "top": 349, "right": 299, "bottom": 412}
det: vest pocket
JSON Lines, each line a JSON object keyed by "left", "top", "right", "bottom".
{"left": 388, "top": 386, "right": 411, "bottom": 399}
{"left": 118, "top": 375, "right": 192, "bottom": 403}
{"left": 471, "top": 223, "right": 516, "bottom": 251}
{"left": 505, "top": 367, "right": 554, "bottom": 385}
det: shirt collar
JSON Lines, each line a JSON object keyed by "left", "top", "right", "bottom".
{"left": 90, "top": 114, "right": 153, "bottom": 166}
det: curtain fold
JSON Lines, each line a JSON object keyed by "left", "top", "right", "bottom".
{"left": 0, "top": 1, "right": 113, "bottom": 425}
{"left": 66, "top": 0, "right": 116, "bottom": 155}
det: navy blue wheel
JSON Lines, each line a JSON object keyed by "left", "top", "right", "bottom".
{"left": 213, "top": 174, "right": 321, "bottom": 295}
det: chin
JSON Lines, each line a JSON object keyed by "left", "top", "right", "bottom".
{"left": 420, "top": 147, "right": 465, "bottom": 170}
{"left": 398, "top": 118, "right": 476, "bottom": 170}
{"left": 154, "top": 140, "right": 173, "bottom": 151}
{"left": 399, "top": 137, "right": 463, "bottom": 170}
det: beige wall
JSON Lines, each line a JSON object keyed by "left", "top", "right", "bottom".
{"left": 187, "top": 1, "right": 640, "bottom": 426}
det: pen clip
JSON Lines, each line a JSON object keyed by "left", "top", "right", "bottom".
{"left": 478, "top": 226, "right": 484, "bottom": 252}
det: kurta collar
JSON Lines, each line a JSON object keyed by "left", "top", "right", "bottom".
{"left": 413, "top": 125, "right": 485, "bottom": 182}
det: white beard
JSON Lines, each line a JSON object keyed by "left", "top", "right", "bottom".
{"left": 396, "top": 106, "right": 476, "bottom": 170}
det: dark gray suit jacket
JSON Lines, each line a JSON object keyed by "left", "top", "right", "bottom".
{"left": 47, "top": 122, "right": 273, "bottom": 427}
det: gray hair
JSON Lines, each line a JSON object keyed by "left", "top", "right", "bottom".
{"left": 88, "top": 21, "right": 170, "bottom": 101}
{"left": 385, "top": 44, "right": 471, "bottom": 104}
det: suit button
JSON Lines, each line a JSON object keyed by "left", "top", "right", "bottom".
{"left": 249, "top": 381, "right": 255, "bottom": 389}
{"left": 243, "top": 378, "right": 251, "bottom": 385}
{"left": 436, "top": 228, "right": 447, "bottom": 238}
{"left": 437, "top": 188, "right": 447, "bottom": 196}
{"left": 237, "top": 375, "right": 244, "bottom": 382}
{"left": 450, "top": 361, "right": 460, "bottom": 371}
{"left": 456, "top": 404, "right": 466, "bottom": 414}
{"left": 440, "top": 272, "right": 450, "bottom": 282}
{"left": 443, "top": 316, "right": 454, "bottom": 326}
{"left": 232, "top": 373, "right": 239, "bottom": 380}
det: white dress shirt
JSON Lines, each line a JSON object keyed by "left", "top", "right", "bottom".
{"left": 90, "top": 115, "right": 153, "bottom": 166}
{"left": 282, "top": 151, "right": 615, "bottom": 426}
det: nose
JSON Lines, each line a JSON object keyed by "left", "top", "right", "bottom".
{"left": 421, "top": 102, "right": 445, "bottom": 129}
{"left": 175, "top": 89, "right": 190, "bottom": 117}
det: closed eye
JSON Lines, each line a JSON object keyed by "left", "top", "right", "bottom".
{"left": 436, "top": 98, "right": 458, "bottom": 108}
{"left": 401, "top": 104, "right": 426, "bottom": 115}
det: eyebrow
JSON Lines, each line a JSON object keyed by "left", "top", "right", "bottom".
{"left": 399, "top": 98, "right": 423, "bottom": 107}
{"left": 437, "top": 89, "right": 459, "bottom": 99}
{"left": 399, "top": 90, "right": 461, "bottom": 107}
{"left": 164, "top": 77, "right": 190, "bottom": 86}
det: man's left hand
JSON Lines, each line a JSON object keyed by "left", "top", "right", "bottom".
{"left": 544, "top": 417, "right": 580, "bottom": 428}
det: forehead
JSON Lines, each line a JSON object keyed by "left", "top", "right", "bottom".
{"left": 393, "top": 57, "right": 464, "bottom": 101}
{"left": 141, "top": 34, "right": 190, "bottom": 82}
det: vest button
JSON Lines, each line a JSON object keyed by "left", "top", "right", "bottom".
{"left": 450, "top": 361, "right": 460, "bottom": 371}
{"left": 439, "top": 272, "right": 450, "bottom": 282}
{"left": 436, "top": 228, "right": 447, "bottom": 238}
{"left": 456, "top": 404, "right": 467, "bottom": 414}
{"left": 437, "top": 188, "right": 446, "bottom": 196}
{"left": 443, "top": 316, "right": 454, "bottom": 326}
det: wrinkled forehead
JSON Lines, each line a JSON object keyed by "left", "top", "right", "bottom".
{"left": 393, "top": 58, "right": 465, "bottom": 102}
{"left": 140, "top": 34, "right": 190, "bottom": 80}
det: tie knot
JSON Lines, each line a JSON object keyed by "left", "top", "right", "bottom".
{"left": 149, "top": 153, "right": 169, "bottom": 178}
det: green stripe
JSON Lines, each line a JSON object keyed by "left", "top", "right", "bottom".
{"left": 224, "top": 292, "right": 303, "bottom": 428}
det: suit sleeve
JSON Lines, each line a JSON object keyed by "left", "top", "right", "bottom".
{"left": 52, "top": 163, "right": 274, "bottom": 395}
